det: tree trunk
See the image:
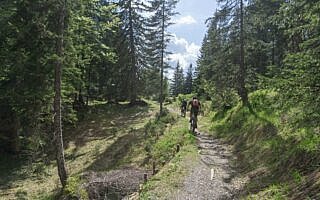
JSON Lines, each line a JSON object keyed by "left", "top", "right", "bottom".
{"left": 86, "top": 67, "right": 91, "bottom": 105}
{"left": 239, "top": 0, "right": 249, "bottom": 106}
{"left": 159, "top": 1, "right": 165, "bottom": 114}
{"left": 53, "top": 0, "right": 68, "bottom": 188}
{"left": 128, "top": 0, "right": 137, "bottom": 104}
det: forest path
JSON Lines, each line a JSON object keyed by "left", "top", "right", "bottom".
{"left": 165, "top": 107, "right": 245, "bottom": 199}
{"left": 170, "top": 133, "right": 242, "bottom": 199}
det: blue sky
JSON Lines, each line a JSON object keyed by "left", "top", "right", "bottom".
{"left": 167, "top": 0, "right": 218, "bottom": 74}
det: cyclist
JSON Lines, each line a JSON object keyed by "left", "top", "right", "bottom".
{"left": 188, "top": 96, "right": 201, "bottom": 128}
{"left": 181, "top": 99, "right": 187, "bottom": 117}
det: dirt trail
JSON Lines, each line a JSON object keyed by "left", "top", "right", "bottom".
{"left": 170, "top": 133, "right": 242, "bottom": 200}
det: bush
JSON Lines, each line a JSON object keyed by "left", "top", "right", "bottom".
{"left": 64, "top": 175, "right": 88, "bottom": 200}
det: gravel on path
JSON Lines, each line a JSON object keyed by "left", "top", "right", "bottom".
{"left": 170, "top": 134, "right": 243, "bottom": 200}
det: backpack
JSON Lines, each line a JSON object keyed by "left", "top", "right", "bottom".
{"left": 192, "top": 99, "right": 199, "bottom": 108}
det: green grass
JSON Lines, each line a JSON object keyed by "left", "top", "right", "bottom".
{"left": 0, "top": 101, "right": 159, "bottom": 199}
{"left": 244, "top": 184, "right": 289, "bottom": 200}
{"left": 140, "top": 115, "right": 198, "bottom": 199}
{"left": 0, "top": 100, "right": 197, "bottom": 199}
{"left": 208, "top": 89, "right": 320, "bottom": 199}
{"left": 140, "top": 145, "right": 198, "bottom": 199}
{"left": 150, "top": 115, "right": 196, "bottom": 166}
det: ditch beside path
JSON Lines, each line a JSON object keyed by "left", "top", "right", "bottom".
{"left": 170, "top": 133, "right": 245, "bottom": 199}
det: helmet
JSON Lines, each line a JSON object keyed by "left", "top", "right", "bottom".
{"left": 193, "top": 96, "right": 197, "bottom": 100}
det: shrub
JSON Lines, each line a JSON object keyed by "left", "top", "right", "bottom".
{"left": 64, "top": 175, "right": 88, "bottom": 200}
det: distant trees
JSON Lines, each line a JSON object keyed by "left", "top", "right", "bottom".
{"left": 170, "top": 62, "right": 195, "bottom": 97}
{"left": 171, "top": 61, "right": 185, "bottom": 96}
{"left": 184, "top": 64, "right": 193, "bottom": 94}
{"left": 115, "top": 0, "right": 178, "bottom": 109}
{"left": 68, "top": 0, "right": 119, "bottom": 103}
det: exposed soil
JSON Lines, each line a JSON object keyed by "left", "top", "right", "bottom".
{"left": 170, "top": 133, "right": 246, "bottom": 200}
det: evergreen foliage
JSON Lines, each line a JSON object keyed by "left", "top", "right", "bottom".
{"left": 0, "top": 0, "right": 179, "bottom": 188}
{"left": 1, "top": 0, "right": 320, "bottom": 195}
{"left": 196, "top": 0, "right": 320, "bottom": 155}
{"left": 184, "top": 64, "right": 193, "bottom": 94}
{"left": 0, "top": 0, "right": 179, "bottom": 152}
{"left": 170, "top": 61, "right": 185, "bottom": 96}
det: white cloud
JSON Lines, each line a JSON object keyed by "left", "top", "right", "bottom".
{"left": 186, "top": 43, "right": 200, "bottom": 56}
{"left": 174, "top": 15, "right": 197, "bottom": 25}
{"left": 166, "top": 34, "right": 200, "bottom": 78}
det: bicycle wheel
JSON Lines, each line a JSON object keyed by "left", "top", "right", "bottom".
{"left": 192, "top": 121, "right": 196, "bottom": 133}
{"left": 190, "top": 117, "right": 196, "bottom": 134}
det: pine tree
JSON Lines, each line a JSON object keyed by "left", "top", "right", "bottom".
{"left": 145, "top": 0, "right": 178, "bottom": 112}
{"left": 184, "top": 64, "right": 193, "bottom": 94}
{"left": 0, "top": 0, "right": 59, "bottom": 152}
{"left": 196, "top": 9, "right": 240, "bottom": 108}
{"left": 68, "top": 0, "right": 118, "bottom": 103}
{"left": 217, "top": 0, "right": 249, "bottom": 105}
{"left": 118, "top": 0, "right": 148, "bottom": 103}
{"left": 171, "top": 61, "right": 185, "bottom": 96}
{"left": 276, "top": 0, "right": 320, "bottom": 124}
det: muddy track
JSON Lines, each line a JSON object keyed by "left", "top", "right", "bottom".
{"left": 171, "top": 134, "right": 241, "bottom": 200}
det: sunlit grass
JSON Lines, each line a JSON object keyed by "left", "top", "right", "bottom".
{"left": 245, "top": 184, "right": 289, "bottom": 200}
{"left": 0, "top": 101, "right": 158, "bottom": 199}
{"left": 140, "top": 116, "right": 198, "bottom": 199}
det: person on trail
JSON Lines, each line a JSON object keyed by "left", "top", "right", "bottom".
{"left": 181, "top": 99, "right": 187, "bottom": 117}
{"left": 188, "top": 96, "right": 201, "bottom": 124}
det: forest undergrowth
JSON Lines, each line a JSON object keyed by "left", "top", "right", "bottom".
{"left": 210, "top": 90, "right": 320, "bottom": 199}
{"left": 0, "top": 100, "right": 197, "bottom": 199}
{"left": 0, "top": 101, "right": 159, "bottom": 199}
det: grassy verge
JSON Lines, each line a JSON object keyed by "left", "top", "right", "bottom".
{"left": 140, "top": 110, "right": 198, "bottom": 199}
{"left": 209, "top": 90, "right": 320, "bottom": 199}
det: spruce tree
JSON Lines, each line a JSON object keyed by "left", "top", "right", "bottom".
{"left": 118, "top": 0, "right": 148, "bottom": 103}
{"left": 184, "top": 64, "right": 193, "bottom": 94}
{"left": 145, "top": 0, "right": 178, "bottom": 112}
{"left": 171, "top": 61, "right": 185, "bottom": 96}
{"left": 217, "top": 0, "right": 249, "bottom": 105}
